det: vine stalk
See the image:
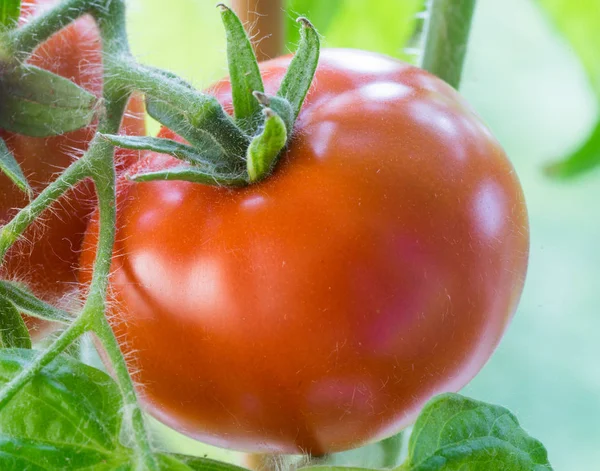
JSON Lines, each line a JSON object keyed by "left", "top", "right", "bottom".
{"left": 421, "top": 0, "right": 477, "bottom": 89}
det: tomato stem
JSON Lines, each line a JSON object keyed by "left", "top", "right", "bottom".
{"left": 80, "top": 3, "right": 160, "bottom": 469}
{"left": 420, "top": 0, "right": 477, "bottom": 89}
{"left": 8, "top": 0, "right": 93, "bottom": 58}
{"left": 0, "top": 155, "right": 93, "bottom": 263}
{"left": 92, "top": 314, "right": 156, "bottom": 471}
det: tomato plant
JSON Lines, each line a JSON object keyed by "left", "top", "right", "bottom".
{"left": 80, "top": 48, "right": 529, "bottom": 454}
{"left": 0, "top": 1, "right": 556, "bottom": 469}
{"left": 0, "top": 0, "right": 144, "bottom": 334}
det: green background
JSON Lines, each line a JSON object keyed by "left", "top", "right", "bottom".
{"left": 124, "top": 1, "right": 600, "bottom": 469}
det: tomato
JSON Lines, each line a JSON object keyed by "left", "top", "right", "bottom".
{"left": 0, "top": 0, "right": 145, "bottom": 334}
{"left": 80, "top": 49, "right": 529, "bottom": 454}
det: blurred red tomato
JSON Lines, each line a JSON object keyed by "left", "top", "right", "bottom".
{"left": 0, "top": 0, "right": 145, "bottom": 335}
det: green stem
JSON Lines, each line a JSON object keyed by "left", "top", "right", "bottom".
{"left": 7, "top": 0, "right": 130, "bottom": 58}
{"left": 87, "top": 5, "right": 160, "bottom": 466}
{"left": 92, "top": 314, "right": 155, "bottom": 471}
{"left": 420, "top": 0, "right": 477, "bottom": 89}
{"left": 91, "top": 0, "right": 130, "bottom": 55}
{"left": 83, "top": 110, "right": 159, "bottom": 471}
{"left": 8, "top": 0, "right": 94, "bottom": 58}
{"left": 84, "top": 122, "right": 158, "bottom": 471}
{"left": 0, "top": 156, "right": 92, "bottom": 263}
{"left": 107, "top": 58, "right": 250, "bottom": 161}
{"left": 5, "top": 1, "right": 159, "bottom": 468}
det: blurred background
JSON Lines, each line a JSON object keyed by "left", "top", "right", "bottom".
{"left": 122, "top": 1, "right": 600, "bottom": 469}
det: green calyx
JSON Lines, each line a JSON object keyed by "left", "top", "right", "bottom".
{"left": 116, "top": 6, "right": 320, "bottom": 187}
{"left": 0, "top": 63, "right": 96, "bottom": 137}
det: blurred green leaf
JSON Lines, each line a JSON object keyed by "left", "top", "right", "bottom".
{"left": 0, "top": 138, "right": 30, "bottom": 196}
{"left": 378, "top": 432, "right": 405, "bottom": 468}
{"left": 286, "top": 0, "right": 423, "bottom": 61}
{"left": 0, "top": 280, "right": 71, "bottom": 325}
{"left": 285, "top": 0, "right": 343, "bottom": 46}
{"left": 301, "top": 467, "right": 367, "bottom": 471}
{"left": 538, "top": 0, "right": 600, "bottom": 92}
{"left": 167, "top": 454, "right": 250, "bottom": 471}
{"left": 538, "top": 0, "right": 600, "bottom": 177}
{"left": 0, "top": 297, "right": 30, "bottom": 349}
{"left": 0, "top": 0, "right": 20, "bottom": 28}
{"left": 305, "top": 432, "right": 405, "bottom": 469}
{"left": 545, "top": 120, "right": 600, "bottom": 178}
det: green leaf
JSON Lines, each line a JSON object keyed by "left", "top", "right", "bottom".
{"left": 0, "top": 64, "right": 96, "bottom": 137}
{"left": 102, "top": 135, "right": 247, "bottom": 186}
{"left": 0, "top": 0, "right": 21, "bottom": 28}
{"left": 277, "top": 17, "right": 320, "bottom": 120}
{"left": 0, "top": 280, "right": 71, "bottom": 325}
{"left": 299, "top": 0, "right": 423, "bottom": 61}
{"left": 0, "top": 349, "right": 130, "bottom": 469}
{"left": 137, "top": 62, "right": 249, "bottom": 161}
{"left": 285, "top": 0, "right": 343, "bottom": 47}
{"left": 145, "top": 97, "right": 218, "bottom": 148}
{"left": 253, "top": 91, "right": 295, "bottom": 136}
{"left": 129, "top": 166, "right": 247, "bottom": 187}
{"left": 538, "top": 0, "right": 600, "bottom": 93}
{"left": 246, "top": 108, "right": 287, "bottom": 182}
{"left": 0, "top": 138, "right": 30, "bottom": 196}
{"left": 379, "top": 432, "right": 405, "bottom": 468}
{"left": 153, "top": 454, "right": 195, "bottom": 471}
{"left": 145, "top": 95, "right": 248, "bottom": 167}
{"left": 399, "top": 393, "right": 553, "bottom": 471}
{"left": 0, "top": 297, "right": 30, "bottom": 349}
{"left": 101, "top": 134, "right": 227, "bottom": 170}
{"left": 218, "top": 3, "right": 264, "bottom": 135}
{"left": 301, "top": 431, "right": 405, "bottom": 470}
{"left": 538, "top": 0, "right": 600, "bottom": 177}
{"left": 545, "top": 120, "right": 600, "bottom": 178}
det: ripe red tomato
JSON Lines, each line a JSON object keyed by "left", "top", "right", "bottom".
{"left": 80, "top": 49, "right": 529, "bottom": 454}
{"left": 0, "top": 0, "right": 145, "bottom": 334}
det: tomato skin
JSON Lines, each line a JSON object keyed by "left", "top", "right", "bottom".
{"left": 0, "top": 0, "right": 145, "bottom": 333}
{"left": 81, "top": 49, "right": 529, "bottom": 454}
